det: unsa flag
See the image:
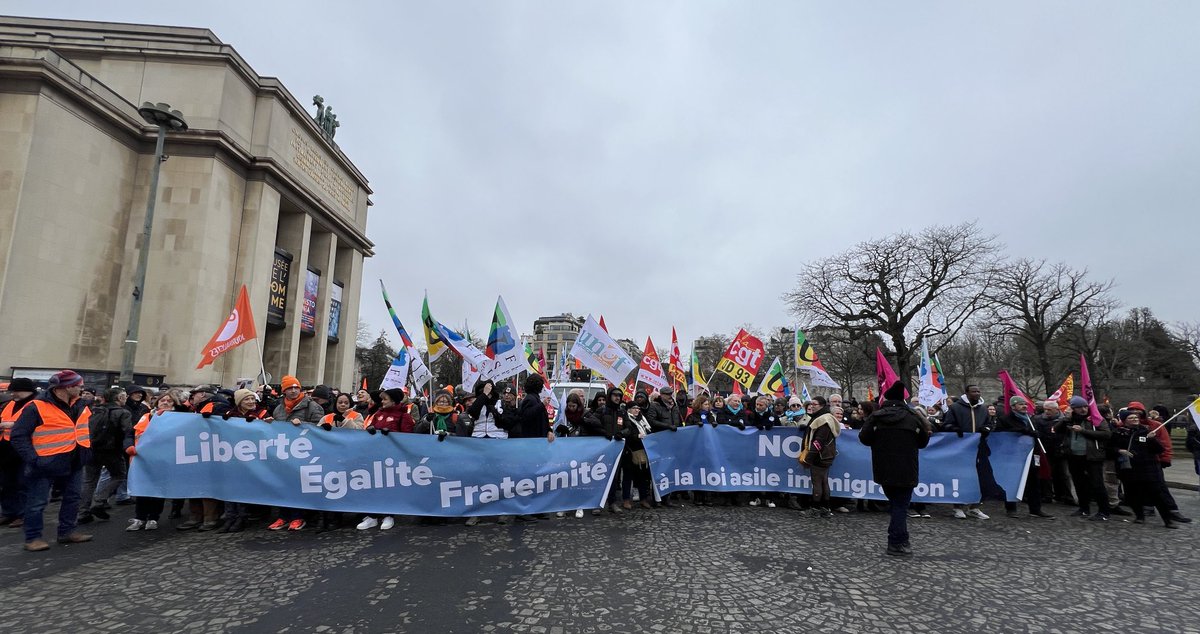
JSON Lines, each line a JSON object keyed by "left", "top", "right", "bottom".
{"left": 197, "top": 285, "right": 257, "bottom": 369}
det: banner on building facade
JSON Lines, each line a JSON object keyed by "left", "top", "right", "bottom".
{"left": 328, "top": 282, "right": 343, "bottom": 342}
{"left": 267, "top": 249, "right": 292, "bottom": 327}
{"left": 301, "top": 269, "right": 320, "bottom": 334}
{"left": 642, "top": 426, "right": 1033, "bottom": 504}
{"left": 129, "top": 414, "right": 623, "bottom": 517}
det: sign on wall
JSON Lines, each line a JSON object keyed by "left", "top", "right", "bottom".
{"left": 301, "top": 269, "right": 320, "bottom": 335}
{"left": 267, "top": 249, "right": 292, "bottom": 328}
{"left": 328, "top": 282, "right": 343, "bottom": 342}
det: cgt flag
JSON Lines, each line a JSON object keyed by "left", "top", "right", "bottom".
{"left": 716, "top": 329, "right": 766, "bottom": 390}
{"left": 197, "top": 285, "right": 257, "bottom": 369}
{"left": 668, "top": 328, "right": 687, "bottom": 391}
{"left": 1048, "top": 374, "right": 1074, "bottom": 412}
{"left": 636, "top": 337, "right": 669, "bottom": 391}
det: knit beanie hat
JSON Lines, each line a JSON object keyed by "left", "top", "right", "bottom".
{"left": 281, "top": 376, "right": 301, "bottom": 391}
{"left": 883, "top": 381, "right": 906, "bottom": 401}
{"left": 1068, "top": 396, "right": 1088, "bottom": 408}
{"left": 788, "top": 396, "right": 804, "bottom": 407}
{"left": 233, "top": 388, "right": 256, "bottom": 407}
{"left": 1009, "top": 395, "right": 1027, "bottom": 409}
{"left": 48, "top": 370, "right": 83, "bottom": 388}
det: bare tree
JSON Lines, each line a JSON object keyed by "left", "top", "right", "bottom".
{"left": 1171, "top": 321, "right": 1200, "bottom": 370}
{"left": 986, "top": 259, "right": 1115, "bottom": 394}
{"left": 784, "top": 221, "right": 1000, "bottom": 380}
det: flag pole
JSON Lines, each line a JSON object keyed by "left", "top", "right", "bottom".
{"left": 253, "top": 335, "right": 268, "bottom": 387}
{"left": 1146, "top": 407, "right": 1189, "bottom": 437}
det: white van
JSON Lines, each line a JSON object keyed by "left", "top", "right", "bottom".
{"left": 549, "top": 381, "right": 610, "bottom": 405}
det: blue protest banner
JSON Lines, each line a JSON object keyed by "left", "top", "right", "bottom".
{"left": 983, "top": 432, "right": 1037, "bottom": 503}
{"left": 128, "top": 413, "right": 623, "bottom": 517}
{"left": 642, "top": 426, "right": 1028, "bottom": 504}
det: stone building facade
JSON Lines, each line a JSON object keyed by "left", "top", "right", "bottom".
{"left": 0, "top": 17, "right": 373, "bottom": 390}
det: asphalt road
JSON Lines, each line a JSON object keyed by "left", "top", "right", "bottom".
{"left": 1, "top": 494, "right": 1197, "bottom": 633}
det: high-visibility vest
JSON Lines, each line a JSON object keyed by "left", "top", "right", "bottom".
{"left": 320, "top": 410, "right": 363, "bottom": 428}
{"left": 134, "top": 412, "right": 154, "bottom": 445}
{"left": 0, "top": 400, "right": 30, "bottom": 442}
{"left": 30, "top": 400, "right": 91, "bottom": 456}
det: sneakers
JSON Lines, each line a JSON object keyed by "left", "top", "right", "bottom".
{"left": 145, "top": 520, "right": 159, "bottom": 530}
{"left": 198, "top": 521, "right": 222, "bottom": 532}
{"left": 176, "top": 520, "right": 201, "bottom": 531}
{"left": 126, "top": 519, "right": 145, "bottom": 532}
{"left": 834, "top": 506, "right": 850, "bottom": 514}
{"left": 268, "top": 518, "right": 287, "bottom": 531}
{"left": 465, "top": 517, "right": 480, "bottom": 527}
{"left": 766, "top": 501, "right": 777, "bottom": 509}
{"left": 908, "top": 511, "right": 922, "bottom": 518}
{"left": 77, "top": 513, "right": 94, "bottom": 525}
{"left": 748, "top": 498, "right": 761, "bottom": 507}
{"left": 1169, "top": 513, "right": 1193, "bottom": 524}
{"left": 609, "top": 503, "right": 623, "bottom": 514}
{"left": 953, "top": 509, "right": 967, "bottom": 519}
{"left": 380, "top": 516, "right": 395, "bottom": 530}
{"left": 555, "top": 511, "right": 566, "bottom": 518}
{"left": 356, "top": 517, "right": 379, "bottom": 530}
{"left": 968, "top": 509, "right": 990, "bottom": 520}
{"left": 287, "top": 519, "right": 305, "bottom": 531}
{"left": 1089, "top": 512, "right": 1109, "bottom": 522}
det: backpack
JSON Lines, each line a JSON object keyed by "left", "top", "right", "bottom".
{"left": 89, "top": 405, "right": 118, "bottom": 451}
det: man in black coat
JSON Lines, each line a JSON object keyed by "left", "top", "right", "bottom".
{"left": 512, "top": 375, "right": 553, "bottom": 440}
{"left": 78, "top": 387, "right": 134, "bottom": 525}
{"left": 859, "top": 381, "right": 931, "bottom": 557}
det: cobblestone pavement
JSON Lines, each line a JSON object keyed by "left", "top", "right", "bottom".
{"left": 1, "top": 494, "right": 1197, "bottom": 633}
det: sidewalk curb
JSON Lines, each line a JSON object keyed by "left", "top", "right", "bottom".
{"left": 1165, "top": 480, "right": 1199, "bottom": 492}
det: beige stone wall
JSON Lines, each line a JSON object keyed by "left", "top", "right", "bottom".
{"left": 0, "top": 92, "right": 38, "bottom": 302}
{"left": 0, "top": 89, "right": 139, "bottom": 371}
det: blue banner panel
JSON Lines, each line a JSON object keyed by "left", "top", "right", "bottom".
{"left": 129, "top": 413, "right": 623, "bottom": 517}
{"left": 643, "top": 426, "right": 1031, "bottom": 504}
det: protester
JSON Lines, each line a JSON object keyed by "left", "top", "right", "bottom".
{"left": 802, "top": 396, "right": 840, "bottom": 518}
{"left": 355, "top": 388, "right": 415, "bottom": 531}
{"left": 1113, "top": 409, "right": 1179, "bottom": 528}
{"left": 464, "top": 379, "right": 514, "bottom": 526}
{"left": 647, "top": 387, "right": 683, "bottom": 433}
{"left": 685, "top": 394, "right": 717, "bottom": 427}
{"left": 859, "top": 381, "right": 932, "bottom": 557}
{"left": 1055, "top": 396, "right": 1114, "bottom": 521}
{"left": 354, "top": 388, "right": 372, "bottom": 416}
{"left": 126, "top": 385, "right": 151, "bottom": 422}
{"left": 0, "top": 377, "right": 37, "bottom": 527}
{"left": 264, "top": 376, "right": 324, "bottom": 531}
{"left": 994, "top": 396, "right": 1053, "bottom": 519}
{"left": 622, "top": 400, "right": 655, "bottom": 509}
{"left": 717, "top": 394, "right": 747, "bottom": 430}
{"left": 10, "top": 370, "right": 94, "bottom": 551}
{"left": 1123, "top": 402, "right": 1190, "bottom": 524}
{"left": 127, "top": 389, "right": 187, "bottom": 531}
{"left": 942, "top": 385, "right": 992, "bottom": 519}
{"left": 781, "top": 396, "right": 808, "bottom": 428}
{"left": 1035, "top": 401, "right": 1072, "bottom": 505}
{"left": 511, "top": 375, "right": 554, "bottom": 522}
{"left": 78, "top": 387, "right": 133, "bottom": 525}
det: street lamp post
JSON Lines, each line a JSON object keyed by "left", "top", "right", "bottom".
{"left": 119, "top": 102, "right": 188, "bottom": 386}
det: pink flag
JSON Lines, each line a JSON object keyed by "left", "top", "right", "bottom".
{"left": 997, "top": 370, "right": 1034, "bottom": 415}
{"left": 875, "top": 348, "right": 909, "bottom": 401}
{"left": 1078, "top": 353, "right": 1105, "bottom": 427}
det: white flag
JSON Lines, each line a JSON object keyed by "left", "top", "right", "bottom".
{"left": 380, "top": 348, "right": 410, "bottom": 391}
{"left": 433, "top": 320, "right": 490, "bottom": 373}
{"left": 917, "top": 339, "right": 941, "bottom": 407}
{"left": 483, "top": 295, "right": 526, "bottom": 381}
{"left": 462, "top": 361, "right": 481, "bottom": 393}
{"left": 409, "top": 347, "right": 432, "bottom": 389}
{"left": 568, "top": 315, "right": 637, "bottom": 388}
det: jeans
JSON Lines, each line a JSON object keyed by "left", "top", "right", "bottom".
{"left": 883, "top": 485, "right": 913, "bottom": 546}
{"left": 23, "top": 467, "right": 84, "bottom": 541}
{"left": 96, "top": 466, "right": 131, "bottom": 502}
{"left": 80, "top": 452, "right": 127, "bottom": 513}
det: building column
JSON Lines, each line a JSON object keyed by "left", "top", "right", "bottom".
{"left": 220, "top": 180, "right": 280, "bottom": 387}
{"left": 297, "top": 230, "right": 336, "bottom": 385}
{"left": 263, "top": 210, "right": 310, "bottom": 381}
{"left": 324, "top": 245, "right": 363, "bottom": 391}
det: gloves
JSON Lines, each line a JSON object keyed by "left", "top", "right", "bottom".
{"left": 669, "top": 426, "right": 677, "bottom": 432}
{"left": 980, "top": 429, "right": 991, "bottom": 438}
{"left": 956, "top": 430, "right": 964, "bottom": 438}
{"left": 710, "top": 420, "right": 718, "bottom": 427}
{"left": 221, "top": 411, "right": 233, "bottom": 421}
{"left": 436, "top": 430, "right": 448, "bottom": 442}
{"left": 380, "top": 427, "right": 390, "bottom": 436}
{"left": 245, "top": 414, "right": 256, "bottom": 422}
{"left": 201, "top": 411, "right": 213, "bottom": 419}
{"left": 334, "top": 413, "right": 345, "bottom": 423}
{"left": 604, "top": 434, "right": 614, "bottom": 441}
{"left": 125, "top": 446, "right": 137, "bottom": 457}
{"left": 737, "top": 423, "right": 746, "bottom": 431}
{"left": 366, "top": 426, "right": 377, "bottom": 435}
{"left": 321, "top": 423, "right": 333, "bottom": 431}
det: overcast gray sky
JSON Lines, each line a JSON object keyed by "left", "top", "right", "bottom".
{"left": 9, "top": 2, "right": 1199, "bottom": 349}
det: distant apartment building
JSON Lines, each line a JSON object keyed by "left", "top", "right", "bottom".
{"left": 530, "top": 313, "right": 584, "bottom": 370}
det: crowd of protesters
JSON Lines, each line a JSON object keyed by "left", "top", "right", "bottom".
{"left": 0, "top": 370, "right": 1195, "bottom": 553}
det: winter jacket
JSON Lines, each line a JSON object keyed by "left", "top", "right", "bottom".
{"left": 89, "top": 402, "right": 134, "bottom": 454}
{"left": 994, "top": 412, "right": 1039, "bottom": 437}
{"left": 1187, "top": 424, "right": 1200, "bottom": 456}
{"left": 320, "top": 410, "right": 365, "bottom": 430}
{"left": 271, "top": 396, "right": 326, "bottom": 426}
{"left": 942, "top": 397, "right": 991, "bottom": 435}
{"left": 368, "top": 404, "right": 416, "bottom": 433}
{"left": 126, "top": 398, "right": 151, "bottom": 424}
{"left": 859, "top": 400, "right": 931, "bottom": 488}
{"left": 1034, "top": 414, "right": 1065, "bottom": 456}
{"left": 746, "top": 408, "right": 778, "bottom": 430}
{"left": 197, "top": 394, "right": 232, "bottom": 418}
{"left": 10, "top": 391, "right": 92, "bottom": 477}
{"left": 417, "top": 410, "right": 470, "bottom": 437}
{"left": 802, "top": 414, "right": 838, "bottom": 468}
{"left": 1113, "top": 424, "right": 1166, "bottom": 482}
{"left": 511, "top": 393, "right": 551, "bottom": 438}
{"left": 685, "top": 409, "right": 718, "bottom": 427}
{"left": 646, "top": 398, "right": 682, "bottom": 433}
{"left": 1053, "top": 413, "right": 1111, "bottom": 462}
{"left": 716, "top": 407, "right": 748, "bottom": 430}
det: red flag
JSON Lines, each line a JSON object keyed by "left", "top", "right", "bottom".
{"left": 732, "top": 382, "right": 743, "bottom": 396}
{"left": 668, "top": 327, "right": 687, "bottom": 391}
{"left": 998, "top": 370, "right": 1034, "bottom": 415}
{"left": 361, "top": 377, "right": 368, "bottom": 391}
{"left": 1078, "top": 354, "right": 1105, "bottom": 427}
{"left": 636, "top": 337, "right": 668, "bottom": 391}
{"left": 537, "top": 346, "right": 550, "bottom": 382}
{"left": 598, "top": 316, "right": 608, "bottom": 333}
{"left": 1047, "top": 374, "right": 1073, "bottom": 412}
{"left": 196, "top": 285, "right": 257, "bottom": 369}
{"left": 874, "top": 348, "right": 909, "bottom": 401}
{"left": 715, "top": 329, "right": 766, "bottom": 389}
{"left": 866, "top": 386, "right": 875, "bottom": 402}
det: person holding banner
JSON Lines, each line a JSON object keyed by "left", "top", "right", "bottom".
{"left": 126, "top": 388, "right": 188, "bottom": 532}
{"left": 995, "top": 397, "right": 1054, "bottom": 519}
{"left": 621, "top": 400, "right": 655, "bottom": 509}
{"left": 214, "top": 389, "right": 269, "bottom": 533}
{"left": 512, "top": 375, "right": 555, "bottom": 522}
{"left": 859, "top": 381, "right": 932, "bottom": 557}
{"left": 942, "top": 385, "right": 992, "bottom": 520}
{"left": 716, "top": 394, "right": 747, "bottom": 431}
{"left": 267, "top": 376, "right": 325, "bottom": 532}
{"left": 320, "top": 393, "right": 365, "bottom": 430}
{"left": 801, "top": 396, "right": 840, "bottom": 518}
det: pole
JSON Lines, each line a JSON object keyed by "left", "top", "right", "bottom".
{"left": 254, "top": 335, "right": 269, "bottom": 387}
{"left": 1146, "top": 407, "right": 1189, "bottom": 437}
{"left": 119, "top": 125, "right": 167, "bottom": 385}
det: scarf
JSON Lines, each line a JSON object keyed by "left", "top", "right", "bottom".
{"left": 725, "top": 404, "right": 743, "bottom": 415}
{"left": 809, "top": 408, "right": 842, "bottom": 437}
{"left": 629, "top": 413, "right": 652, "bottom": 436}
{"left": 284, "top": 394, "right": 305, "bottom": 414}
{"left": 566, "top": 406, "right": 584, "bottom": 425}
{"left": 431, "top": 412, "right": 454, "bottom": 433}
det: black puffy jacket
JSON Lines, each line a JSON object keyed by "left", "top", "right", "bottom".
{"left": 859, "top": 400, "right": 931, "bottom": 488}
